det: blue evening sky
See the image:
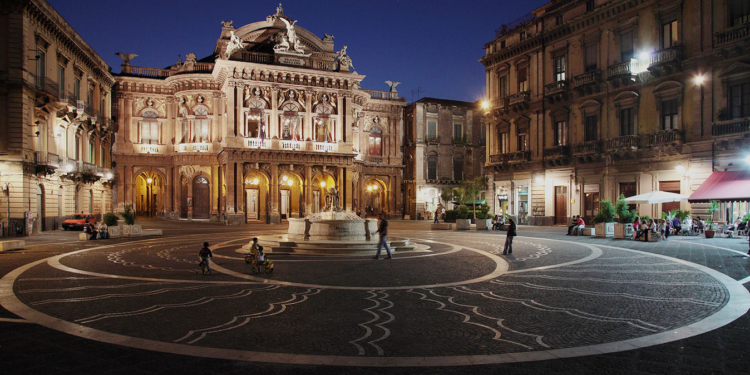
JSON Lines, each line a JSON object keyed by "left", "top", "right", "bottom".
{"left": 48, "top": 0, "right": 549, "bottom": 103}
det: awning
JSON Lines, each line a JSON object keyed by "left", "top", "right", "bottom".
{"left": 688, "top": 171, "right": 750, "bottom": 203}
{"left": 623, "top": 191, "right": 689, "bottom": 204}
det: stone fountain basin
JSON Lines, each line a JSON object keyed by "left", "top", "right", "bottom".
{"left": 288, "top": 217, "right": 378, "bottom": 241}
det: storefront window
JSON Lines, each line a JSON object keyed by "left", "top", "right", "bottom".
{"left": 517, "top": 185, "right": 529, "bottom": 224}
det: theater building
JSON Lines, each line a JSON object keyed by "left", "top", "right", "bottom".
{"left": 0, "top": 0, "right": 115, "bottom": 236}
{"left": 481, "top": 0, "right": 750, "bottom": 225}
{"left": 111, "top": 5, "right": 406, "bottom": 224}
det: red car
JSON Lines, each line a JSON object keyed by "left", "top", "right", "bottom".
{"left": 62, "top": 214, "right": 97, "bottom": 231}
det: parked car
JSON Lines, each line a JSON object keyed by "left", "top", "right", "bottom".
{"left": 62, "top": 214, "right": 97, "bottom": 231}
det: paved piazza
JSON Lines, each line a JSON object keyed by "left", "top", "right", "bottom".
{"left": 2, "top": 221, "right": 749, "bottom": 373}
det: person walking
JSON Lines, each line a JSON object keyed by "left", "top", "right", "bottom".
{"left": 374, "top": 212, "right": 392, "bottom": 260}
{"left": 199, "top": 242, "right": 213, "bottom": 273}
{"left": 503, "top": 218, "right": 517, "bottom": 255}
{"left": 433, "top": 208, "right": 440, "bottom": 224}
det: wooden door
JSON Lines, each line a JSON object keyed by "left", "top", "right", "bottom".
{"left": 193, "top": 176, "right": 210, "bottom": 219}
{"left": 180, "top": 184, "right": 188, "bottom": 218}
{"left": 246, "top": 189, "right": 259, "bottom": 220}
{"left": 659, "top": 180, "right": 681, "bottom": 214}
{"left": 555, "top": 186, "right": 568, "bottom": 225}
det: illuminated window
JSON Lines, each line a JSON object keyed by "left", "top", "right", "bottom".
{"left": 194, "top": 106, "right": 210, "bottom": 142}
{"left": 368, "top": 127, "right": 382, "bottom": 156}
{"left": 140, "top": 110, "right": 160, "bottom": 144}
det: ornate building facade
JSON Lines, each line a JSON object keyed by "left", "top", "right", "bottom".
{"left": 112, "top": 5, "right": 406, "bottom": 224}
{"left": 0, "top": 0, "right": 115, "bottom": 235}
{"left": 482, "top": 0, "right": 750, "bottom": 225}
{"left": 403, "top": 98, "right": 486, "bottom": 220}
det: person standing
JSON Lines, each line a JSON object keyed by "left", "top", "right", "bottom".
{"left": 199, "top": 242, "right": 213, "bottom": 273}
{"left": 672, "top": 217, "right": 681, "bottom": 235}
{"left": 374, "top": 212, "right": 392, "bottom": 260}
{"left": 503, "top": 218, "right": 517, "bottom": 255}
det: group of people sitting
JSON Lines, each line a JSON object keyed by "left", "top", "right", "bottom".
{"left": 492, "top": 214, "right": 507, "bottom": 231}
{"left": 83, "top": 221, "right": 109, "bottom": 240}
{"left": 566, "top": 215, "right": 586, "bottom": 236}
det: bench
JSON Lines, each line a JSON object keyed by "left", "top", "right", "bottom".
{"left": 431, "top": 223, "right": 453, "bottom": 230}
{"left": 582, "top": 228, "right": 595, "bottom": 236}
{"left": 0, "top": 240, "right": 25, "bottom": 251}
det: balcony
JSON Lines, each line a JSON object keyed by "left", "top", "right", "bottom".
{"left": 67, "top": 95, "right": 78, "bottom": 108}
{"left": 607, "top": 61, "right": 635, "bottom": 88}
{"left": 508, "top": 150, "right": 531, "bottom": 163}
{"left": 135, "top": 144, "right": 166, "bottom": 154}
{"left": 715, "top": 23, "right": 750, "bottom": 47}
{"left": 368, "top": 90, "right": 405, "bottom": 101}
{"left": 573, "top": 140, "right": 601, "bottom": 155}
{"left": 366, "top": 155, "right": 383, "bottom": 164}
{"left": 605, "top": 135, "right": 639, "bottom": 151}
{"left": 281, "top": 140, "right": 302, "bottom": 151}
{"left": 34, "top": 76, "right": 58, "bottom": 99}
{"left": 178, "top": 143, "right": 212, "bottom": 153}
{"left": 712, "top": 118, "right": 750, "bottom": 137}
{"left": 81, "top": 162, "right": 97, "bottom": 173}
{"left": 59, "top": 158, "right": 78, "bottom": 173}
{"left": 508, "top": 92, "right": 530, "bottom": 106}
{"left": 313, "top": 142, "right": 337, "bottom": 152}
{"left": 544, "top": 81, "right": 567, "bottom": 96}
{"left": 492, "top": 96, "right": 508, "bottom": 112}
{"left": 246, "top": 138, "right": 267, "bottom": 149}
{"left": 543, "top": 145, "right": 570, "bottom": 159}
{"left": 489, "top": 154, "right": 509, "bottom": 164}
{"left": 572, "top": 70, "right": 601, "bottom": 96}
{"left": 647, "top": 46, "right": 683, "bottom": 77}
{"left": 643, "top": 129, "right": 683, "bottom": 147}
{"left": 34, "top": 151, "right": 60, "bottom": 174}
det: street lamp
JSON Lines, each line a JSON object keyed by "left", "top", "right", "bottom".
{"left": 320, "top": 181, "right": 326, "bottom": 188}
{"left": 694, "top": 74, "right": 705, "bottom": 85}
{"left": 146, "top": 177, "right": 153, "bottom": 217}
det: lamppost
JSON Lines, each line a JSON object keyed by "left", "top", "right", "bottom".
{"left": 146, "top": 177, "right": 153, "bottom": 217}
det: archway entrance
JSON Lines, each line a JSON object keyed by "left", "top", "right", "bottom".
{"left": 244, "top": 172, "right": 269, "bottom": 222}
{"left": 278, "top": 172, "right": 303, "bottom": 220}
{"left": 136, "top": 172, "right": 164, "bottom": 217}
{"left": 363, "top": 179, "right": 387, "bottom": 217}
{"left": 192, "top": 176, "right": 210, "bottom": 220}
{"left": 311, "top": 173, "right": 336, "bottom": 213}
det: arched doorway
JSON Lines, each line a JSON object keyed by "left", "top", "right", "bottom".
{"left": 180, "top": 183, "right": 188, "bottom": 219}
{"left": 311, "top": 173, "right": 336, "bottom": 213}
{"left": 37, "top": 185, "right": 45, "bottom": 232}
{"left": 136, "top": 172, "right": 164, "bottom": 217}
{"left": 244, "top": 171, "right": 269, "bottom": 222}
{"left": 363, "top": 179, "right": 387, "bottom": 217}
{"left": 278, "top": 172, "right": 303, "bottom": 219}
{"left": 192, "top": 175, "right": 210, "bottom": 220}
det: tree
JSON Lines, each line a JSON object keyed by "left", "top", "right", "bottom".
{"left": 458, "top": 176, "right": 486, "bottom": 219}
{"left": 440, "top": 187, "right": 454, "bottom": 207}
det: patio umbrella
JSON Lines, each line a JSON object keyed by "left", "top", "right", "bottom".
{"left": 622, "top": 191, "right": 689, "bottom": 204}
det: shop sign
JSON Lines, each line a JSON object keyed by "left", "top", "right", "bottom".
{"left": 584, "top": 184, "right": 599, "bottom": 193}
{"left": 497, "top": 194, "right": 509, "bottom": 201}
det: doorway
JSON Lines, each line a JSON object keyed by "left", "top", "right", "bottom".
{"left": 37, "top": 185, "right": 45, "bottom": 232}
{"left": 280, "top": 190, "right": 290, "bottom": 219}
{"left": 659, "top": 180, "right": 680, "bottom": 214}
{"left": 554, "top": 186, "right": 568, "bottom": 225}
{"left": 246, "top": 189, "right": 259, "bottom": 220}
{"left": 313, "top": 191, "right": 320, "bottom": 213}
{"left": 180, "top": 184, "right": 188, "bottom": 219}
{"left": 57, "top": 187, "right": 63, "bottom": 229}
{"left": 193, "top": 176, "right": 210, "bottom": 219}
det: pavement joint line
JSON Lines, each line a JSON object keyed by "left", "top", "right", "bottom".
{"left": 2, "top": 234, "right": 749, "bottom": 367}
{"left": 0, "top": 317, "right": 30, "bottom": 323}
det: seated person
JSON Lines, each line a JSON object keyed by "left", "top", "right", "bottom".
{"left": 567, "top": 215, "right": 580, "bottom": 235}
{"left": 728, "top": 217, "right": 742, "bottom": 231}
{"left": 85, "top": 222, "right": 98, "bottom": 240}
{"left": 572, "top": 216, "right": 586, "bottom": 235}
{"left": 635, "top": 220, "right": 649, "bottom": 241}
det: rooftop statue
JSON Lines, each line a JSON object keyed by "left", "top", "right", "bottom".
{"left": 385, "top": 81, "right": 401, "bottom": 93}
{"left": 115, "top": 52, "right": 138, "bottom": 66}
{"left": 224, "top": 31, "right": 245, "bottom": 59}
{"left": 275, "top": 17, "right": 305, "bottom": 54}
{"left": 336, "top": 45, "right": 354, "bottom": 70}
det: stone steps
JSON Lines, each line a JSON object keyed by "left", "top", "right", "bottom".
{"left": 270, "top": 238, "right": 415, "bottom": 255}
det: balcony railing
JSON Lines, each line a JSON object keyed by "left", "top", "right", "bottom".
{"left": 573, "top": 140, "right": 601, "bottom": 155}
{"left": 607, "top": 61, "right": 632, "bottom": 78}
{"left": 67, "top": 95, "right": 78, "bottom": 108}
{"left": 246, "top": 138, "right": 267, "bottom": 149}
{"left": 643, "top": 129, "right": 683, "bottom": 147}
{"left": 508, "top": 91, "right": 530, "bottom": 105}
{"left": 313, "top": 142, "right": 337, "bottom": 152}
{"left": 715, "top": 23, "right": 750, "bottom": 47}
{"left": 649, "top": 46, "right": 683, "bottom": 67}
{"left": 136, "top": 144, "right": 166, "bottom": 154}
{"left": 492, "top": 96, "right": 508, "bottom": 109}
{"left": 712, "top": 118, "right": 750, "bottom": 137}
{"left": 605, "top": 135, "right": 639, "bottom": 150}
{"left": 543, "top": 145, "right": 571, "bottom": 158}
{"left": 34, "top": 76, "right": 58, "bottom": 98}
{"left": 178, "top": 143, "right": 212, "bottom": 152}
{"left": 489, "top": 154, "right": 509, "bottom": 164}
{"left": 508, "top": 150, "right": 531, "bottom": 163}
{"left": 573, "top": 70, "right": 600, "bottom": 88}
{"left": 281, "top": 140, "right": 302, "bottom": 151}
{"left": 81, "top": 162, "right": 97, "bottom": 172}
{"left": 544, "top": 81, "right": 567, "bottom": 96}
{"left": 122, "top": 66, "right": 172, "bottom": 78}
{"left": 368, "top": 90, "right": 403, "bottom": 101}
{"left": 59, "top": 158, "right": 78, "bottom": 173}
{"left": 34, "top": 151, "right": 60, "bottom": 168}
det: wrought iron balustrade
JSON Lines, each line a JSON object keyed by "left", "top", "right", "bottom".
{"left": 508, "top": 150, "right": 531, "bottom": 163}
{"left": 715, "top": 24, "right": 750, "bottom": 46}
{"left": 643, "top": 129, "right": 683, "bottom": 147}
{"left": 489, "top": 154, "right": 509, "bottom": 164}
{"left": 543, "top": 145, "right": 570, "bottom": 158}
{"left": 492, "top": 96, "right": 508, "bottom": 109}
{"left": 607, "top": 61, "right": 632, "bottom": 78}
{"left": 34, "top": 151, "right": 60, "bottom": 168}
{"left": 649, "top": 46, "right": 683, "bottom": 66}
{"left": 573, "top": 140, "right": 601, "bottom": 154}
{"left": 712, "top": 118, "right": 750, "bottom": 136}
{"left": 605, "top": 135, "right": 639, "bottom": 150}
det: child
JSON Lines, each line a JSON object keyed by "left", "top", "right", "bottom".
{"left": 199, "top": 242, "right": 213, "bottom": 273}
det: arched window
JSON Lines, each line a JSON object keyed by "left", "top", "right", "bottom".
{"left": 246, "top": 99, "right": 265, "bottom": 138}
{"left": 194, "top": 106, "right": 210, "bottom": 142}
{"left": 315, "top": 104, "right": 333, "bottom": 142}
{"left": 427, "top": 155, "right": 437, "bottom": 180}
{"left": 368, "top": 127, "right": 382, "bottom": 156}
{"left": 88, "top": 136, "right": 95, "bottom": 163}
{"left": 280, "top": 103, "right": 300, "bottom": 140}
{"left": 140, "top": 110, "right": 159, "bottom": 144}
{"left": 74, "top": 127, "right": 82, "bottom": 160}
{"left": 56, "top": 125, "right": 66, "bottom": 156}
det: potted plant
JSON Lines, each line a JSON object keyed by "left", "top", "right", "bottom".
{"left": 120, "top": 204, "right": 138, "bottom": 237}
{"left": 614, "top": 194, "right": 637, "bottom": 239}
{"left": 455, "top": 205, "right": 471, "bottom": 230}
{"left": 594, "top": 199, "right": 616, "bottom": 237}
{"left": 103, "top": 212, "right": 119, "bottom": 237}
{"left": 476, "top": 206, "right": 493, "bottom": 230}
{"left": 705, "top": 200, "right": 720, "bottom": 238}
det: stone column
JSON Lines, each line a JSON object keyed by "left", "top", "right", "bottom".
{"left": 173, "top": 166, "right": 181, "bottom": 217}
{"left": 304, "top": 165, "right": 312, "bottom": 215}
{"left": 123, "top": 95, "right": 133, "bottom": 143}
{"left": 388, "top": 175, "right": 395, "bottom": 216}
{"left": 124, "top": 165, "right": 133, "bottom": 207}
{"left": 116, "top": 164, "right": 125, "bottom": 210}
{"left": 211, "top": 164, "right": 220, "bottom": 215}
{"left": 213, "top": 92, "right": 222, "bottom": 143}
{"left": 165, "top": 166, "right": 173, "bottom": 213}
{"left": 338, "top": 95, "right": 346, "bottom": 142}
{"left": 235, "top": 84, "right": 243, "bottom": 137}
{"left": 269, "top": 164, "right": 280, "bottom": 224}
{"left": 304, "top": 90, "right": 312, "bottom": 140}
{"left": 227, "top": 83, "right": 236, "bottom": 137}
{"left": 235, "top": 162, "right": 244, "bottom": 218}
{"left": 345, "top": 168, "right": 353, "bottom": 211}
{"left": 166, "top": 97, "right": 175, "bottom": 148}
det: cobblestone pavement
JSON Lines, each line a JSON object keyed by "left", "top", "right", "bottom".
{"left": 1, "top": 219, "right": 749, "bottom": 374}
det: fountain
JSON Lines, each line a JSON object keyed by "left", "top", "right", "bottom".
{"left": 264, "top": 187, "right": 414, "bottom": 255}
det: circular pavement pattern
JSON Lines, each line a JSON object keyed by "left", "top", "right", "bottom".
{"left": 1, "top": 230, "right": 748, "bottom": 367}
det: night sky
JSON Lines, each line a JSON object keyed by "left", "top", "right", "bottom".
{"left": 47, "top": 0, "right": 549, "bottom": 103}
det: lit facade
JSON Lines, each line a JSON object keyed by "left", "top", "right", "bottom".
{"left": 403, "top": 98, "right": 486, "bottom": 220}
{"left": 481, "top": 0, "right": 750, "bottom": 225}
{"left": 112, "top": 6, "right": 406, "bottom": 224}
{"left": 0, "top": 0, "right": 115, "bottom": 235}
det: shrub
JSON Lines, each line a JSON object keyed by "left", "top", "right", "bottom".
{"left": 477, "top": 211, "right": 488, "bottom": 220}
{"left": 444, "top": 210, "right": 458, "bottom": 223}
{"left": 593, "top": 200, "right": 616, "bottom": 223}
{"left": 457, "top": 205, "right": 470, "bottom": 220}
{"left": 121, "top": 204, "right": 135, "bottom": 225}
{"left": 743, "top": 213, "right": 750, "bottom": 224}
{"left": 616, "top": 194, "right": 636, "bottom": 224}
{"left": 103, "top": 212, "right": 119, "bottom": 226}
